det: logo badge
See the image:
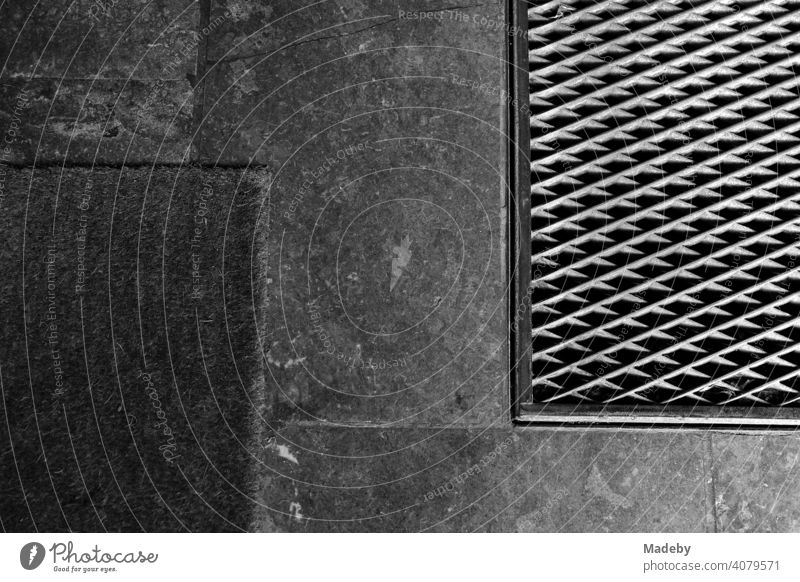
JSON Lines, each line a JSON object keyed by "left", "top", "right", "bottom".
{"left": 20, "top": 542, "right": 45, "bottom": 570}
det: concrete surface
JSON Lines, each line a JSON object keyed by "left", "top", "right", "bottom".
{"left": 0, "top": 0, "right": 198, "bottom": 164}
{"left": 0, "top": 167, "right": 268, "bottom": 531}
{"left": 1, "top": 0, "right": 799, "bottom": 532}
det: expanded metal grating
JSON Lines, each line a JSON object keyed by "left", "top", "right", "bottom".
{"left": 524, "top": 0, "right": 800, "bottom": 410}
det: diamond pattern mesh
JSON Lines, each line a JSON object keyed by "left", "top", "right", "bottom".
{"left": 527, "top": 0, "right": 800, "bottom": 406}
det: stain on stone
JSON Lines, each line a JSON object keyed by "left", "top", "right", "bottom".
{"left": 0, "top": 79, "right": 194, "bottom": 163}
{"left": 586, "top": 464, "right": 633, "bottom": 510}
{"left": 390, "top": 234, "right": 413, "bottom": 292}
{"left": 224, "top": 0, "right": 274, "bottom": 23}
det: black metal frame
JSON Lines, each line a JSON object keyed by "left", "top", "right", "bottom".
{"left": 517, "top": 402, "right": 800, "bottom": 429}
{"left": 508, "top": 0, "right": 533, "bottom": 420}
{"left": 506, "top": 0, "right": 800, "bottom": 429}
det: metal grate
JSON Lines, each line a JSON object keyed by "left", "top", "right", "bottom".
{"left": 520, "top": 0, "right": 800, "bottom": 415}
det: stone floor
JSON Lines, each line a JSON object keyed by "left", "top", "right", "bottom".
{"left": 1, "top": 0, "right": 799, "bottom": 532}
